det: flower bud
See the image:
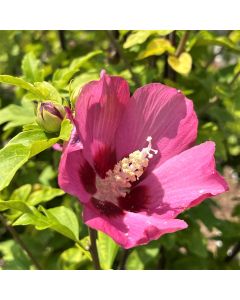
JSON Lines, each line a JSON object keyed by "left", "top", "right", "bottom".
{"left": 35, "top": 101, "right": 66, "bottom": 133}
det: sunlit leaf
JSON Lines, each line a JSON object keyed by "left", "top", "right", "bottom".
{"left": 0, "top": 144, "right": 30, "bottom": 191}
{"left": 137, "top": 38, "right": 175, "bottom": 59}
{"left": 39, "top": 206, "right": 80, "bottom": 241}
{"left": 168, "top": 52, "right": 192, "bottom": 75}
{"left": 123, "top": 30, "right": 173, "bottom": 49}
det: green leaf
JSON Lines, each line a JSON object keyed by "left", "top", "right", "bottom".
{"left": 53, "top": 50, "right": 102, "bottom": 89}
{"left": 126, "top": 250, "right": 144, "bottom": 270}
{"left": 27, "top": 186, "right": 64, "bottom": 206}
{"left": 0, "top": 75, "right": 62, "bottom": 102}
{"left": 123, "top": 30, "right": 173, "bottom": 49}
{"left": 21, "top": 52, "right": 44, "bottom": 83}
{"left": 0, "top": 75, "right": 40, "bottom": 96}
{"left": 97, "top": 231, "right": 119, "bottom": 270}
{"left": 0, "top": 144, "right": 30, "bottom": 191}
{"left": 137, "top": 38, "right": 175, "bottom": 60}
{"left": 0, "top": 239, "right": 33, "bottom": 270}
{"left": 0, "top": 102, "right": 35, "bottom": 131}
{"left": 13, "top": 206, "right": 50, "bottom": 229}
{"left": 58, "top": 247, "right": 90, "bottom": 270}
{"left": 39, "top": 206, "right": 80, "bottom": 241}
{"left": 168, "top": 52, "right": 192, "bottom": 75}
{"left": 12, "top": 204, "right": 79, "bottom": 242}
{"left": 32, "top": 82, "right": 62, "bottom": 103}
{"left": 0, "top": 119, "right": 72, "bottom": 191}
{"left": 10, "top": 184, "right": 32, "bottom": 202}
{"left": 0, "top": 200, "right": 32, "bottom": 213}
{"left": 8, "top": 118, "right": 72, "bottom": 157}
{"left": 195, "top": 31, "right": 240, "bottom": 53}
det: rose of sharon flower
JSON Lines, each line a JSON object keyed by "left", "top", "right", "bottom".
{"left": 58, "top": 71, "right": 228, "bottom": 249}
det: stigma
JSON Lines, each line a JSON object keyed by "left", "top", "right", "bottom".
{"left": 94, "top": 137, "right": 158, "bottom": 204}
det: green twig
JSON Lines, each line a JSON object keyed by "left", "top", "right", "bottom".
{"left": 0, "top": 213, "right": 42, "bottom": 270}
{"left": 118, "top": 249, "right": 130, "bottom": 270}
{"left": 175, "top": 31, "right": 190, "bottom": 57}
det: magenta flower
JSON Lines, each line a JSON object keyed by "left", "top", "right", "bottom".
{"left": 58, "top": 71, "right": 228, "bottom": 249}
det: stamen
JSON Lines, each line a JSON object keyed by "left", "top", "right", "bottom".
{"left": 94, "top": 137, "right": 158, "bottom": 204}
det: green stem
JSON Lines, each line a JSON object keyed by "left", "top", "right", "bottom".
{"left": 118, "top": 249, "right": 130, "bottom": 270}
{"left": 0, "top": 213, "right": 42, "bottom": 270}
{"left": 175, "top": 31, "right": 190, "bottom": 57}
{"left": 88, "top": 227, "right": 101, "bottom": 270}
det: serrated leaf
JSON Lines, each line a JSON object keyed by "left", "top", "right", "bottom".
{"left": 0, "top": 144, "right": 30, "bottom": 191}
{"left": 137, "top": 38, "right": 175, "bottom": 60}
{"left": 168, "top": 52, "right": 192, "bottom": 75}
{"left": 21, "top": 52, "right": 44, "bottom": 83}
{"left": 97, "top": 231, "right": 119, "bottom": 270}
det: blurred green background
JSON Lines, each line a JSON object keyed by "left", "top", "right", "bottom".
{"left": 0, "top": 30, "right": 239, "bottom": 270}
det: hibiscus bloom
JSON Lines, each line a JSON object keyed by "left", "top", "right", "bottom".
{"left": 58, "top": 71, "right": 228, "bottom": 249}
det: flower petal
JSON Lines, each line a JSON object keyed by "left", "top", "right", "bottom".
{"left": 75, "top": 71, "right": 130, "bottom": 177}
{"left": 116, "top": 83, "right": 198, "bottom": 170}
{"left": 58, "top": 128, "right": 95, "bottom": 203}
{"left": 83, "top": 202, "right": 187, "bottom": 249}
{"left": 138, "top": 141, "right": 228, "bottom": 217}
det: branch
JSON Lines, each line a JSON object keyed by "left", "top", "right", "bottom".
{"left": 0, "top": 213, "right": 42, "bottom": 270}
{"left": 88, "top": 227, "right": 101, "bottom": 270}
{"left": 175, "top": 31, "right": 190, "bottom": 57}
{"left": 118, "top": 249, "right": 130, "bottom": 270}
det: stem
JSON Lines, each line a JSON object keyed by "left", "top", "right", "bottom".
{"left": 88, "top": 227, "right": 101, "bottom": 270}
{"left": 175, "top": 31, "right": 190, "bottom": 57}
{"left": 58, "top": 30, "right": 66, "bottom": 51}
{"left": 164, "top": 31, "right": 176, "bottom": 81}
{"left": 0, "top": 213, "right": 42, "bottom": 270}
{"left": 230, "top": 71, "right": 240, "bottom": 85}
{"left": 118, "top": 249, "right": 130, "bottom": 270}
{"left": 158, "top": 245, "right": 166, "bottom": 269}
{"left": 105, "top": 30, "right": 141, "bottom": 86}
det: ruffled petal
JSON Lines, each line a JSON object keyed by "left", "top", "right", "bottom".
{"left": 116, "top": 83, "right": 198, "bottom": 170}
{"left": 58, "top": 127, "right": 95, "bottom": 203}
{"left": 83, "top": 202, "right": 187, "bottom": 249}
{"left": 75, "top": 71, "right": 130, "bottom": 177}
{"left": 138, "top": 141, "right": 228, "bottom": 217}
